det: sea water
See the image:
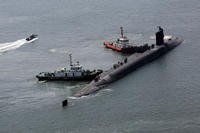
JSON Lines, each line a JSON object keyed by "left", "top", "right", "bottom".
{"left": 0, "top": 0, "right": 200, "bottom": 132}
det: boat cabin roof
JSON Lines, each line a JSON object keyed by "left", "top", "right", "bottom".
{"left": 118, "top": 37, "right": 129, "bottom": 42}
{"left": 70, "top": 61, "right": 83, "bottom": 70}
{"left": 70, "top": 65, "right": 83, "bottom": 71}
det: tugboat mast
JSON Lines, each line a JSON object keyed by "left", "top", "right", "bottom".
{"left": 120, "top": 26, "right": 124, "bottom": 38}
{"left": 69, "top": 54, "right": 73, "bottom": 66}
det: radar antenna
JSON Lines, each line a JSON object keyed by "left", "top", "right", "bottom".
{"left": 69, "top": 54, "right": 73, "bottom": 66}
{"left": 120, "top": 26, "right": 124, "bottom": 38}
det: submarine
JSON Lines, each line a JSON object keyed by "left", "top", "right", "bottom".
{"left": 67, "top": 27, "right": 183, "bottom": 98}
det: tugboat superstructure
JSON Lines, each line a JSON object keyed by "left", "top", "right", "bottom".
{"left": 36, "top": 54, "right": 103, "bottom": 81}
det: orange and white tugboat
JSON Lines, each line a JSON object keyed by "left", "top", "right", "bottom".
{"left": 103, "top": 27, "right": 136, "bottom": 54}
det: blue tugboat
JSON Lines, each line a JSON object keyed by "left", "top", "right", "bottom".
{"left": 36, "top": 54, "right": 103, "bottom": 81}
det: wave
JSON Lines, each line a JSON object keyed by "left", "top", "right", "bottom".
{"left": 68, "top": 93, "right": 99, "bottom": 100}
{"left": 49, "top": 47, "right": 72, "bottom": 54}
{"left": 0, "top": 38, "right": 37, "bottom": 53}
{"left": 49, "top": 48, "right": 56, "bottom": 53}
{"left": 68, "top": 96, "right": 88, "bottom": 100}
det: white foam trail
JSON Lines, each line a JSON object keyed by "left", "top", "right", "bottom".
{"left": 67, "top": 92, "right": 101, "bottom": 100}
{"left": 102, "top": 89, "right": 113, "bottom": 92}
{"left": 0, "top": 38, "right": 38, "bottom": 53}
{"left": 26, "top": 38, "right": 38, "bottom": 43}
{"left": 68, "top": 96, "right": 88, "bottom": 100}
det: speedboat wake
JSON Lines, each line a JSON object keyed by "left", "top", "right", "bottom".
{"left": 0, "top": 35, "right": 38, "bottom": 53}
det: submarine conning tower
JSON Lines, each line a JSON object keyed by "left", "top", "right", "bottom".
{"left": 156, "top": 26, "right": 164, "bottom": 46}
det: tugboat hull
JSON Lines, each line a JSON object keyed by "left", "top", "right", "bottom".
{"left": 36, "top": 74, "right": 101, "bottom": 81}
{"left": 104, "top": 42, "right": 135, "bottom": 54}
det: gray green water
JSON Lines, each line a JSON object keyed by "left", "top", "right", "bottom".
{"left": 0, "top": 0, "right": 200, "bottom": 132}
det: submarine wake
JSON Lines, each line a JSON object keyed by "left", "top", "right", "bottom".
{"left": 68, "top": 96, "right": 88, "bottom": 100}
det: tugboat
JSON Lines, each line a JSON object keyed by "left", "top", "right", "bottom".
{"left": 26, "top": 34, "right": 38, "bottom": 42}
{"left": 103, "top": 27, "right": 135, "bottom": 54}
{"left": 36, "top": 54, "right": 103, "bottom": 81}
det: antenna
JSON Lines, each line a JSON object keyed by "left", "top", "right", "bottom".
{"left": 69, "top": 54, "right": 73, "bottom": 66}
{"left": 120, "top": 26, "right": 124, "bottom": 38}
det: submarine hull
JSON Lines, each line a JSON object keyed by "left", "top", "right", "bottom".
{"left": 74, "top": 37, "right": 183, "bottom": 97}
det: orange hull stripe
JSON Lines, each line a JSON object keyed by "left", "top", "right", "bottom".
{"left": 104, "top": 43, "right": 122, "bottom": 51}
